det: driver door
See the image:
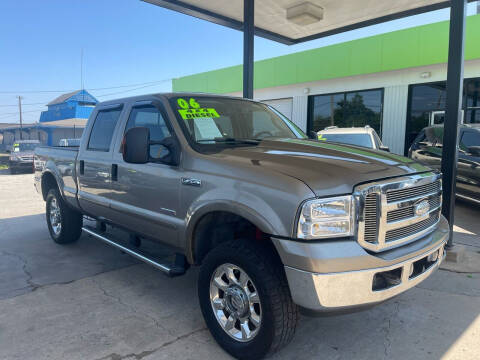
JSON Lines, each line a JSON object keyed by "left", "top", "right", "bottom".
{"left": 108, "top": 101, "right": 182, "bottom": 247}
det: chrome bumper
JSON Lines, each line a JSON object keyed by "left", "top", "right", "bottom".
{"left": 284, "top": 229, "right": 447, "bottom": 313}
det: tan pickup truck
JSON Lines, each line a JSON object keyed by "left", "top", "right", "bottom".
{"left": 35, "top": 93, "right": 448, "bottom": 359}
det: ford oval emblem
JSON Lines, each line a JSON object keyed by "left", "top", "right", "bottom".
{"left": 414, "top": 200, "right": 430, "bottom": 216}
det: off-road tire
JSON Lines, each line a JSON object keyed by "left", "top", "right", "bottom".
{"left": 46, "top": 188, "right": 83, "bottom": 244}
{"left": 198, "top": 239, "right": 298, "bottom": 359}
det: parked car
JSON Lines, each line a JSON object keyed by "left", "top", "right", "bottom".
{"left": 8, "top": 139, "right": 40, "bottom": 174}
{"left": 317, "top": 125, "right": 390, "bottom": 151}
{"left": 58, "top": 138, "right": 81, "bottom": 147}
{"left": 35, "top": 93, "right": 448, "bottom": 359}
{"left": 409, "top": 124, "right": 480, "bottom": 205}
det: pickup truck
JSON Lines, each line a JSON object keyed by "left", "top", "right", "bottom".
{"left": 35, "top": 93, "right": 449, "bottom": 360}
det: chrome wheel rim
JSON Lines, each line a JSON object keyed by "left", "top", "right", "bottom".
{"left": 209, "top": 263, "right": 262, "bottom": 342}
{"left": 49, "top": 197, "right": 62, "bottom": 236}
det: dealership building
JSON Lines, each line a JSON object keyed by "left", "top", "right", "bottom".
{"left": 173, "top": 14, "right": 480, "bottom": 155}
{"left": 0, "top": 90, "right": 97, "bottom": 150}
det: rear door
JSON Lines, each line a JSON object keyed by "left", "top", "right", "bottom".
{"left": 77, "top": 104, "right": 124, "bottom": 218}
{"left": 108, "top": 100, "right": 181, "bottom": 247}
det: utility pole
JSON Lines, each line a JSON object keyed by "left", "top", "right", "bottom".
{"left": 17, "top": 96, "right": 23, "bottom": 140}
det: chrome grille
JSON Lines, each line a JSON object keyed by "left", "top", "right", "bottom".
{"left": 386, "top": 181, "right": 441, "bottom": 203}
{"left": 364, "top": 193, "right": 378, "bottom": 243}
{"left": 386, "top": 196, "right": 441, "bottom": 223}
{"left": 355, "top": 173, "right": 442, "bottom": 252}
{"left": 386, "top": 210, "right": 440, "bottom": 242}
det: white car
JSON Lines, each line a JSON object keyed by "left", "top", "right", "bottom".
{"left": 317, "top": 126, "right": 390, "bottom": 151}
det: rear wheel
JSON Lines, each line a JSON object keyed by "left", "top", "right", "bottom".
{"left": 198, "top": 239, "right": 298, "bottom": 359}
{"left": 46, "top": 188, "right": 83, "bottom": 244}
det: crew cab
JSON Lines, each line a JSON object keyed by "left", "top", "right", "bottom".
{"left": 35, "top": 93, "right": 449, "bottom": 359}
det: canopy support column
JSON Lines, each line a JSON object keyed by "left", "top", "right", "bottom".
{"left": 243, "top": 0, "right": 254, "bottom": 99}
{"left": 441, "top": 0, "right": 467, "bottom": 248}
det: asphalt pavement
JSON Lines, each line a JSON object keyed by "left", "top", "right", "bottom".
{"left": 0, "top": 170, "right": 479, "bottom": 360}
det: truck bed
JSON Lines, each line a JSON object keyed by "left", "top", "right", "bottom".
{"left": 35, "top": 146, "right": 80, "bottom": 208}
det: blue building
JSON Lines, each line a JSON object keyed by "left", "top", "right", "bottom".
{"left": 40, "top": 90, "right": 98, "bottom": 123}
{"left": 1, "top": 90, "right": 98, "bottom": 149}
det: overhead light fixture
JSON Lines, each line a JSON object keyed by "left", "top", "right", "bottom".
{"left": 286, "top": 2, "right": 324, "bottom": 26}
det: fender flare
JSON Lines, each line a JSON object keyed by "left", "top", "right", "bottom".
{"left": 184, "top": 200, "right": 284, "bottom": 264}
{"left": 40, "top": 166, "right": 65, "bottom": 200}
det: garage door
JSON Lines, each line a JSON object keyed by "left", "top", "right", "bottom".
{"left": 263, "top": 98, "right": 293, "bottom": 120}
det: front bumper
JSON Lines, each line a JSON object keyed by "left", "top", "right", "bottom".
{"left": 9, "top": 160, "right": 33, "bottom": 169}
{"left": 276, "top": 216, "right": 449, "bottom": 313}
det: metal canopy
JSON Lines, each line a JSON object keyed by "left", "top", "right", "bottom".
{"left": 143, "top": 0, "right": 474, "bottom": 45}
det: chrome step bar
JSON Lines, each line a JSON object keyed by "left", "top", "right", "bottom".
{"left": 82, "top": 226, "right": 185, "bottom": 277}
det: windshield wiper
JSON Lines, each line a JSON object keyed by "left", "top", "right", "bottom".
{"left": 198, "top": 137, "right": 260, "bottom": 145}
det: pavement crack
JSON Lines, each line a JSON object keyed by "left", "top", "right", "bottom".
{"left": 91, "top": 277, "right": 167, "bottom": 333}
{"left": 95, "top": 327, "right": 207, "bottom": 360}
{"left": 383, "top": 301, "right": 399, "bottom": 359}
{"left": 439, "top": 268, "right": 480, "bottom": 274}
{"left": 0, "top": 250, "right": 41, "bottom": 291}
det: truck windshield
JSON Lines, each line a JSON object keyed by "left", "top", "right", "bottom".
{"left": 170, "top": 96, "right": 306, "bottom": 148}
{"left": 13, "top": 143, "right": 38, "bottom": 152}
{"left": 320, "top": 134, "right": 373, "bottom": 148}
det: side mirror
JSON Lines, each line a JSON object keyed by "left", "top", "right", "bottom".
{"left": 379, "top": 145, "right": 390, "bottom": 152}
{"left": 468, "top": 146, "right": 480, "bottom": 156}
{"left": 156, "top": 137, "right": 180, "bottom": 166}
{"left": 122, "top": 127, "right": 150, "bottom": 164}
{"left": 122, "top": 127, "right": 180, "bottom": 165}
{"left": 308, "top": 131, "right": 318, "bottom": 140}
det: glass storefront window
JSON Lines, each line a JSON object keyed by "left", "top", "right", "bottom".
{"left": 405, "top": 77, "right": 480, "bottom": 154}
{"left": 309, "top": 89, "right": 383, "bottom": 136}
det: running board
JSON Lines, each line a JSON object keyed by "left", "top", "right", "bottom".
{"left": 82, "top": 226, "right": 186, "bottom": 277}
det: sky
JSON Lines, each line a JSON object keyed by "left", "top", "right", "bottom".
{"left": 0, "top": 0, "right": 478, "bottom": 124}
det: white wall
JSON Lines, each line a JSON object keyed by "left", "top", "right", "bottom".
{"left": 227, "top": 59, "right": 480, "bottom": 155}
{"left": 382, "top": 85, "right": 409, "bottom": 154}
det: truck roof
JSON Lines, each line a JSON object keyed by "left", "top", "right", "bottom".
{"left": 317, "top": 126, "right": 374, "bottom": 134}
{"left": 95, "top": 92, "right": 254, "bottom": 107}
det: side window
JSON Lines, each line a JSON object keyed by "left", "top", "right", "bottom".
{"left": 88, "top": 108, "right": 122, "bottom": 151}
{"left": 125, "top": 105, "right": 172, "bottom": 159}
{"left": 460, "top": 131, "right": 480, "bottom": 151}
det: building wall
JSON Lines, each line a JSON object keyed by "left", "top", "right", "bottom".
{"left": 40, "top": 102, "right": 95, "bottom": 123}
{"left": 225, "top": 59, "right": 480, "bottom": 154}
{"left": 173, "top": 15, "right": 480, "bottom": 94}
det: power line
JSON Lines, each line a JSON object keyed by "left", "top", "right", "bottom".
{"left": 0, "top": 107, "right": 46, "bottom": 119}
{"left": 0, "top": 102, "right": 47, "bottom": 108}
{"left": 0, "top": 78, "right": 172, "bottom": 94}
{"left": 95, "top": 82, "right": 170, "bottom": 98}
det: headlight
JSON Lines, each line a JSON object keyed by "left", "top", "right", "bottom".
{"left": 297, "top": 195, "right": 354, "bottom": 239}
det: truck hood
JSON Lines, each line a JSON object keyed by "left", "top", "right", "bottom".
{"left": 219, "top": 138, "right": 431, "bottom": 196}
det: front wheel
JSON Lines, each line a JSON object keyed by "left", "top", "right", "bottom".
{"left": 46, "top": 188, "right": 83, "bottom": 244}
{"left": 198, "top": 240, "right": 298, "bottom": 359}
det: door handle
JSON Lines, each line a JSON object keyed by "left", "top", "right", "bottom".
{"left": 111, "top": 164, "right": 118, "bottom": 181}
{"left": 79, "top": 160, "right": 84, "bottom": 175}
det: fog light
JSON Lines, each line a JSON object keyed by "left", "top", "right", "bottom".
{"left": 427, "top": 250, "right": 439, "bottom": 263}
